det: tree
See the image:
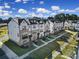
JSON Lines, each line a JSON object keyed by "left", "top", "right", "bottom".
{"left": 66, "top": 14, "right": 78, "bottom": 22}
{"left": 48, "top": 16, "right": 54, "bottom": 22}
{"left": 54, "top": 13, "right": 66, "bottom": 22}
{"left": 54, "top": 13, "right": 66, "bottom": 27}
{"left": 71, "top": 14, "right": 78, "bottom": 21}
{"left": 8, "top": 17, "right": 13, "bottom": 20}
{"left": 0, "top": 18, "right": 2, "bottom": 23}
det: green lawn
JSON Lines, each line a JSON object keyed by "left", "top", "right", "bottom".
{"left": 5, "top": 40, "right": 36, "bottom": 56}
{"left": 47, "top": 35, "right": 55, "bottom": 39}
{"left": 42, "top": 37, "right": 50, "bottom": 42}
{"left": 24, "top": 41, "right": 60, "bottom": 59}
{"left": 53, "top": 30, "right": 65, "bottom": 37}
{"left": 34, "top": 40, "right": 44, "bottom": 46}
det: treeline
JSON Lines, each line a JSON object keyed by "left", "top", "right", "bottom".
{"left": 0, "top": 13, "right": 79, "bottom": 23}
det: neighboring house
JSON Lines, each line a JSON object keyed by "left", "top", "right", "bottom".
{"left": 72, "top": 21, "right": 79, "bottom": 31}
{"left": 64, "top": 21, "right": 71, "bottom": 29}
{"left": 53, "top": 21, "right": 64, "bottom": 33}
{"left": 29, "top": 19, "right": 39, "bottom": 42}
{"left": 44, "top": 20, "right": 50, "bottom": 36}
{"left": 38, "top": 20, "right": 45, "bottom": 38}
{"left": 49, "top": 20, "right": 54, "bottom": 34}
{"left": 49, "top": 20, "right": 64, "bottom": 34}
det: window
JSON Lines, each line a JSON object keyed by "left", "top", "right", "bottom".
{"left": 22, "top": 26, "right": 26, "bottom": 30}
{"left": 33, "top": 25, "right": 36, "bottom": 28}
{"left": 22, "top": 35, "right": 28, "bottom": 39}
{"left": 17, "top": 33, "right": 20, "bottom": 37}
{"left": 41, "top": 25, "right": 43, "bottom": 27}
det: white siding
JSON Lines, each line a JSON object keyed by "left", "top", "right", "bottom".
{"left": 49, "top": 21, "right": 54, "bottom": 33}
{"left": 8, "top": 20, "right": 20, "bottom": 44}
{"left": 20, "top": 20, "right": 30, "bottom": 45}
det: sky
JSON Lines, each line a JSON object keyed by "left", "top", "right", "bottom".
{"left": 0, "top": 0, "right": 79, "bottom": 19}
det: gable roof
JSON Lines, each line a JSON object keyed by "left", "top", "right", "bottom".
{"left": 29, "top": 18, "right": 38, "bottom": 24}
{"left": 8, "top": 17, "right": 30, "bottom": 25}
{"left": 8, "top": 17, "right": 49, "bottom": 25}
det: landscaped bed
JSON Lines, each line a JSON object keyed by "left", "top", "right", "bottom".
{"left": 57, "top": 40, "right": 65, "bottom": 46}
{"left": 62, "top": 39, "right": 77, "bottom": 57}
{"left": 55, "top": 44, "right": 76, "bottom": 59}
{"left": 55, "top": 54, "right": 67, "bottom": 59}
{"left": 0, "top": 26, "right": 8, "bottom": 38}
{"left": 55, "top": 30, "right": 78, "bottom": 59}
{"left": 5, "top": 40, "right": 36, "bottom": 56}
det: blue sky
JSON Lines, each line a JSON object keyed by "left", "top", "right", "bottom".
{"left": 0, "top": 0, "right": 79, "bottom": 18}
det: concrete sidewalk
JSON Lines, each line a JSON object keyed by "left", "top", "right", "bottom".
{"left": 1, "top": 44, "right": 19, "bottom": 59}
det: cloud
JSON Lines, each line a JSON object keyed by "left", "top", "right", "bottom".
{"left": 15, "top": 0, "right": 32, "bottom": 3}
{"left": 0, "top": 10, "right": 2, "bottom": 13}
{"left": 58, "top": 9, "right": 76, "bottom": 13}
{"left": 58, "top": 9, "right": 65, "bottom": 13}
{"left": 50, "top": 13, "right": 57, "bottom": 16}
{"left": 15, "top": 15, "right": 21, "bottom": 17}
{"left": 39, "top": 1, "right": 44, "bottom": 4}
{"left": 28, "top": 12, "right": 45, "bottom": 17}
{"left": 65, "top": 9, "right": 76, "bottom": 12}
{"left": 23, "top": 0, "right": 29, "bottom": 2}
{"left": 4, "top": 3, "right": 10, "bottom": 8}
{"left": 18, "top": 9, "right": 27, "bottom": 14}
{"left": 0, "top": 9, "right": 12, "bottom": 17}
{"left": 75, "top": 7, "right": 79, "bottom": 11}
{"left": 23, "top": 0, "right": 29, "bottom": 3}
{"left": 36, "top": 8, "right": 51, "bottom": 13}
{"left": 15, "top": 0, "right": 21, "bottom": 2}
{"left": 29, "top": 12, "right": 37, "bottom": 17}
{"left": 32, "top": 8, "right": 35, "bottom": 10}
{"left": 51, "top": 6, "right": 60, "bottom": 11}
{"left": 12, "top": 8, "right": 16, "bottom": 10}
{"left": 0, "top": 6, "right": 4, "bottom": 9}
{"left": 3, "top": 13, "right": 10, "bottom": 16}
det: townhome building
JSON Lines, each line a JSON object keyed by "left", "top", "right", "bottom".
{"left": 8, "top": 17, "right": 65, "bottom": 47}
{"left": 53, "top": 21, "right": 64, "bottom": 33}
{"left": 71, "top": 21, "right": 79, "bottom": 31}
{"left": 64, "top": 21, "right": 73, "bottom": 30}
{"left": 44, "top": 20, "right": 50, "bottom": 36}
{"left": 29, "top": 19, "right": 39, "bottom": 42}
{"left": 49, "top": 20, "right": 54, "bottom": 34}
{"left": 38, "top": 20, "right": 45, "bottom": 38}
{"left": 48, "top": 19, "right": 64, "bottom": 34}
